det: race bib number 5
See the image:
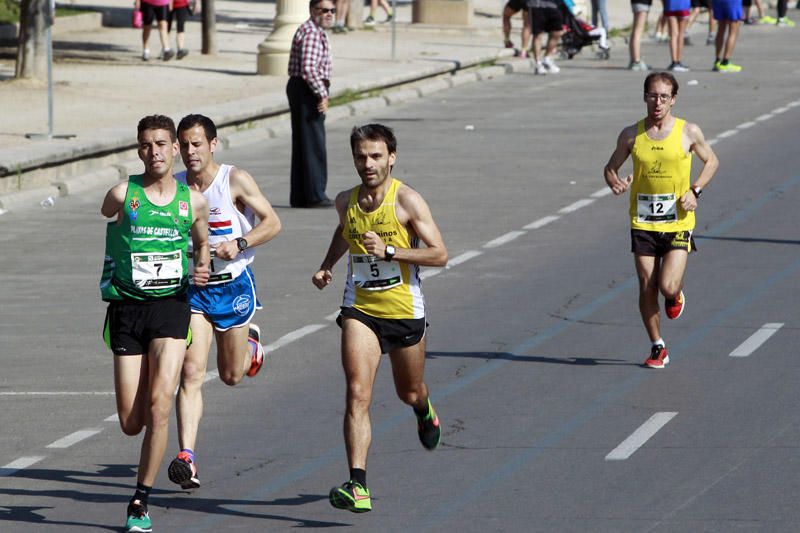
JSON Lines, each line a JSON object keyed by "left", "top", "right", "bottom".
{"left": 132, "top": 250, "right": 183, "bottom": 289}
{"left": 637, "top": 193, "right": 677, "bottom": 223}
{"left": 351, "top": 254, "right": 402, "bottom": 291}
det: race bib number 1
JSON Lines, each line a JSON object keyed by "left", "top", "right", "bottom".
{"left": 351, "top": 254, "right": 402, "bottom": 291}
{"left": 637, "top": 193, "right": 677, "bottom": 223}
{"left": 132, "top": 250, "right": 183, "bottom": 289}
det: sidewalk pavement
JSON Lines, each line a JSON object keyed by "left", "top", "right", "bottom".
{"left": 0, "top": 0, "right": 637, "bottom": 210}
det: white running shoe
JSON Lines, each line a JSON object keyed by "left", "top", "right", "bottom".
{"left": 535, "top": 61, "right": 547, "bottom": 75}
{"left": 542, "top": 56, "right": 560, "bottom": 73}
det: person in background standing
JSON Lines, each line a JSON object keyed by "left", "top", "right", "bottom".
{"left": 287, "top": 0, "right": 336, "bottom": 208}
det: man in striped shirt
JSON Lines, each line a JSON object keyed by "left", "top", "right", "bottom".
{"left": 287, "top": 0, "right": 336, "bottom": 208}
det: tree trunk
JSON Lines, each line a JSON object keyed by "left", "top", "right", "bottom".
{"left": 201, "top": 0, "right": 216, "bottom": 55}
{"left": 15, "top": 0, "right": 49, "bottom": 80}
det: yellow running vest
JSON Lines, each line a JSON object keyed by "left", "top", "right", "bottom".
{"left": 341, "top": 178, "right": 425, "bottom": 319}
{"left": 629, "top": 118, "right": 694, "bottom": 232}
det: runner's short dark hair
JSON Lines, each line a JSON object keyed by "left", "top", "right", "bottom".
{"left": 350, "top": 123, "right": 398, "bottom": 155}
{"left": 138, "top": 115, "right": 177, "bottom": 142}
{"left": 177, "top": 114, "right": 218, "bottom": 142}
{"left": 644, "top": 72, "right": 679, "bottom": 96}
{"left": 309, "top": 0, "right": 325, "bottom": 8}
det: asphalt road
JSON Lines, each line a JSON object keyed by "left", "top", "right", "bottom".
{"left": 1, "top": 25, "right": 799, "bottom": 532}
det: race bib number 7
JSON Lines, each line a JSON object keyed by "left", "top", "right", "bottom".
{"left": 132, "top": 250, "right": 183, "bottom": 289}
{"left": 351, "top": 254, "right": 402, "bottom": 291}
{"left": 637, "top": 193, "right": 677, "bottom": 223}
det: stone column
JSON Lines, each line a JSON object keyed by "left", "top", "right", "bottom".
{"left": 412, "top": 0, "right": 473, "bottom": 26}
{"left": 257, "top": 0, "right": 308, "bottom": 75}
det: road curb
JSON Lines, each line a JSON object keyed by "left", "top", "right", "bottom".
{"left": 0, "top": 49, "right": 531, "bottom": 214}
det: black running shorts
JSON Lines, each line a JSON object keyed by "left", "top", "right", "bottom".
{"left": 104, "top": 297, "right": 190, "bottom": 356}
{"left": 337, "top": 306, "right": 427, "bottom": 354}
{"left": 506, "top": 0, "right": 527, "bottom": 12}
{"left": 141, "top": 2, "right": 169, "bottom": 25}
{"left": 631, "top": 229, "right": 697, "bottom": 257}
{"left": 530, "top": 7, "right": 563, "bottom": 35}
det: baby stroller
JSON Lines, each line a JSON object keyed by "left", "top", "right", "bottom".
{"left": 558, "top": 0, "right": 610, "bottom": 60}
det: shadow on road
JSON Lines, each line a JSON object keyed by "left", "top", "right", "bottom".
{"left": 427, "top": 351, "right": 639, "bottom": 366}
{"left": 0, "top": 464, "right": 344, "bottom": 529}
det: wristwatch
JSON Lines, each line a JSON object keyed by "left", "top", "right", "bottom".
{"left": 236, "top": 237, "right": 248, "bottom": 253}
{"left": 690, "top": 185, "right": 703, "bottom": 199}
{"left": 384, "top": 245, "right": 396, "bottom": 262}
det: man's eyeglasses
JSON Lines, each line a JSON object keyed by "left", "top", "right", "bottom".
{"left": 316, "top": 7, "right": 336, "bottom": 13}
{"left": 645, "top": 92, "right": 673, "bottom": 103}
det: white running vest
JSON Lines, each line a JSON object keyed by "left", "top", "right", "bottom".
{"left": 178, "top": 164, "right": 255, "bottom": 285}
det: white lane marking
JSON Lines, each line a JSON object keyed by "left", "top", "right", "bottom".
{"left": 46, "top": 429, "right": 104, "bottom": 449}
{"left": 420, "top": 267, "right": 444, "bottom": 280}
{"left": 204, "top": 370, "right": 220, "bottom": 383}
{"left": 446, "top": 250, "right": 482, "bottom": 268}
{"left": 605, "top": 412, "right": 678, "bottom": 461}
{"left": 755, "top": 113, "right": 774, "bottom": 122}
{"left": 0, "top": 391, "right": 115, "bottom": 396}
{"left": 483, "top": 231, "right": 527, "bottom": 249}
{"left": 729, "top": 323, "right": 784, "bottom": 357}
{"left": 523, "top": 215, "right": 560, "bottom": 230}
{"left": 264, "top": 324, "right": 328, "bottom": 352}
{"left": 708, "top": 138, "right": 718, "bottom": 146}
{"left": 325, "top": 310, "right": 340, "bottom": 322}
{"left": 591, "top": 188, "right": 613, "bottom": 198}
{"left": 105, "top": 413, "right": 119, "bottom": 423}
{"left": 558, "top": 198, "right": 595, "bottom": 214}
{"left": 737, "top": 121, "right": 756, "bottom": 130}
{"left": 788, "top": 101, "right": 800, "bottom": 108}
{"left": 1, "top": 456, "right": 45, "bottom": 476}
{"left": 717, "top": 129, "right": 738, "bottom": 139}
{"left": 773, "top": 106, "right": 789, "bottom": 114}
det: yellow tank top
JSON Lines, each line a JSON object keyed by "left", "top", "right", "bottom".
{"left": 341, "top": 178, "right": 425, "bottom": 319}
{"left": 629, "top": 118, "right": 694, "bottom": 232}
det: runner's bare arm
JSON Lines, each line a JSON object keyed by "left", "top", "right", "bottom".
{"left": 190, "top": 190, "right": 211, "bottom": 287}
{"left": 312, "top": 192, "right": 351, "bottom": 290}
{"left": 365, "top": 185, "right": 447, "bottom": 267}
{"left": 100, "top": 181, "right": 128, "bottom": 219}
{"left": 680, "top": 122, "right": 719, "bottom": 211}
{"left": 214, "top": 167, "right": 282, "bottom": 261}
{"left": 603, "top": 126, "right": 636, "bottom": 195}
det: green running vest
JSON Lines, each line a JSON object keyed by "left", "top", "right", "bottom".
{"left": 100, "top": 175, "right": 192, "bottom": 301}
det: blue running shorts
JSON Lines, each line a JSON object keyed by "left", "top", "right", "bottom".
{"left": 188, "top": 266, "right": 262, "bottom": 331}
{"left": 712, "top": 0, "right": 743, "bottom": 20}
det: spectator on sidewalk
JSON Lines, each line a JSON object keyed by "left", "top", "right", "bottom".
{"left": 742, "top": 0, "right": 766, "bottom": 24}
{"left": 364, "top": 0, "right": 393, "bottom": 25}
{"left": 333, "top": 0, "right": 349, "bottom": 32}
{"left": 664, "top": 0, "right": 692, "bottom": 70}
{"left": 168, "top": 0, "right": 195, "bottom": 59}
{"left": 528, "top": 0, "right": 563, "bottom": 74}
{"left": 591, "top": 0, "right": 609, "bottom": 33}
{"left": 712, "top": 0, "right": 743, "bottom": 71}
{"left": 772, "top": 0, "right": 795, "bottom": 25}
{"left": 685, "top": 0, "right": 714, "bottom": 45}
{"left": 503, "top": 0, "right": 532, "bottom": 57}
{"left": 287, "top": 0, "right": 336, "bottom": 208}
{"left": 629, "top": 0, "right": 652, "bottom": 70}
{"left": 136, "top": 0, "right": 174, "bottom": 61}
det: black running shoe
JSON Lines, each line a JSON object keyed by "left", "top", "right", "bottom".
{"left": 416, "top": 399, "right": 441, "bottom": 450}
{"left": 168, "top": 451, "right": 200, "bottom": 489}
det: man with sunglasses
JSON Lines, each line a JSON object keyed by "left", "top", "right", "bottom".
{"left": 603, "top": 72, "right": 718, "bottom": 369}
{"left": 287, "top": 0, "right": 336, "bottom": 208}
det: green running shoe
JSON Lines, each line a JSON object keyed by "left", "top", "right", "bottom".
{"left": 416, "top": 399, "right": 441, "bottom": 451}
{"left": 329, "top": 480, "right": 372, "bottom": 512}
{"left": 125, "top": 501, "right": 152, "bottom": 533}
{"left": 718, "top": 62, "right": 742, "bottom": 72}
